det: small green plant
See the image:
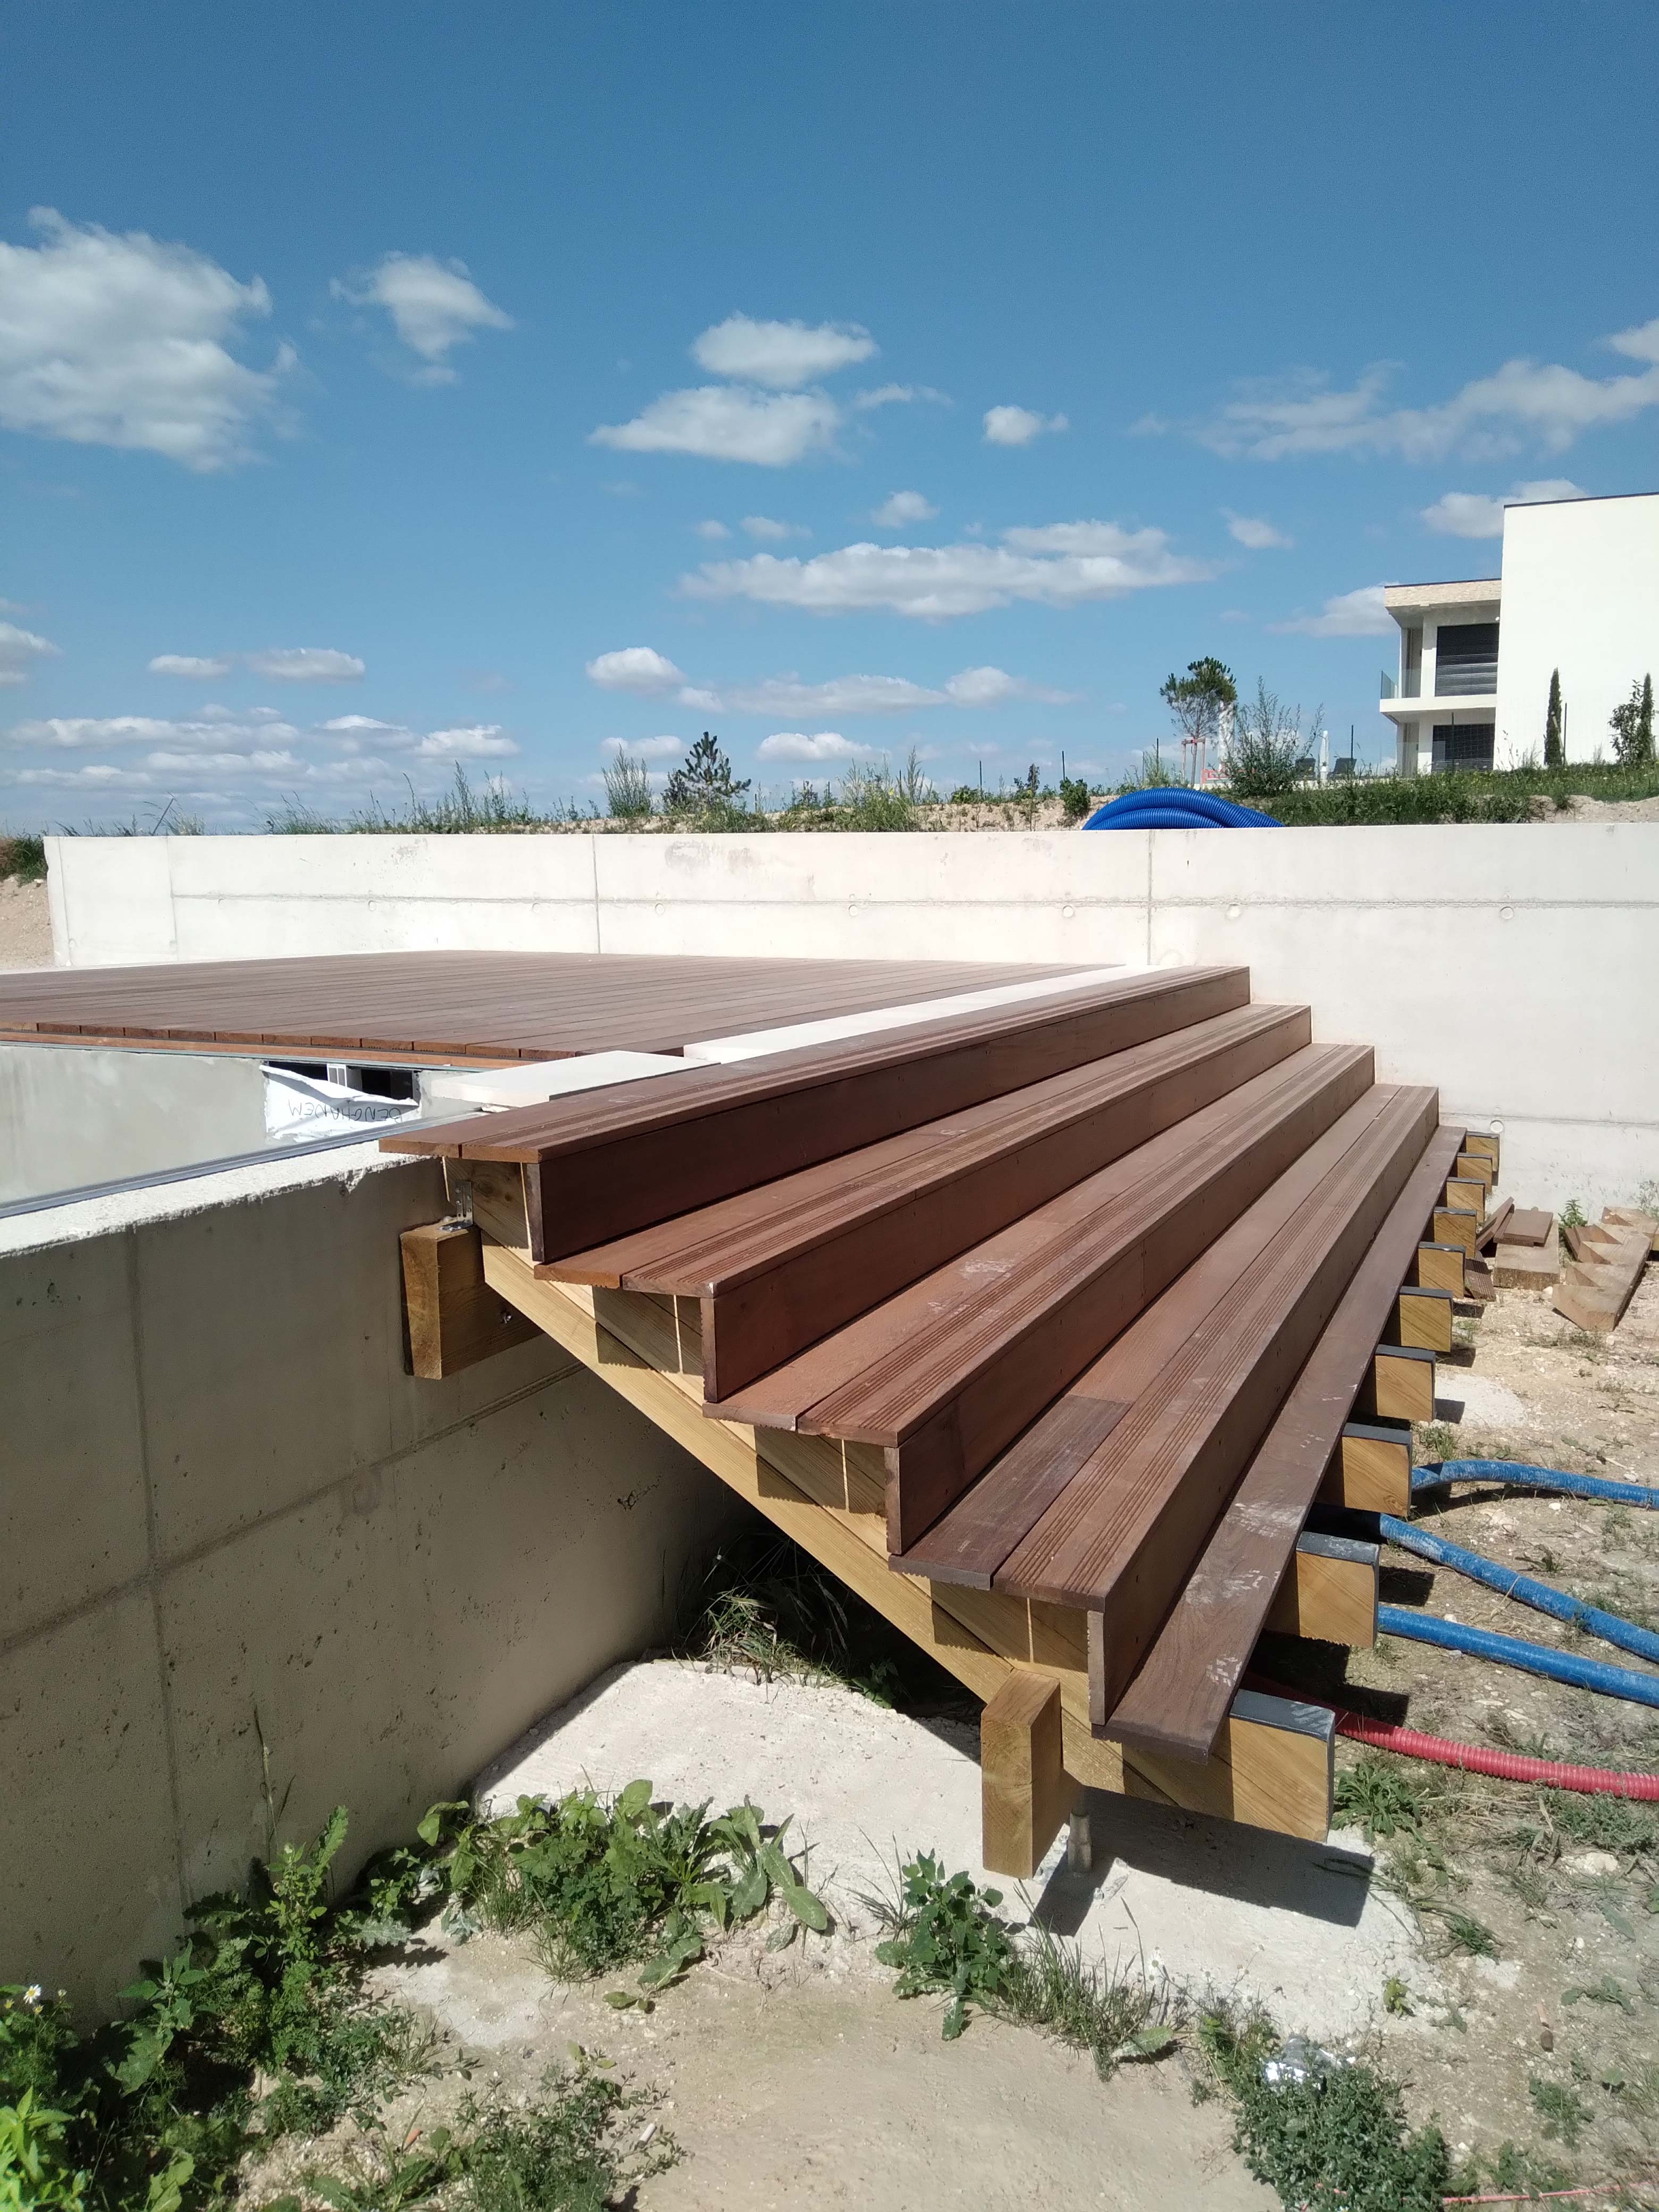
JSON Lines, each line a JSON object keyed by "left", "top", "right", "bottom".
{"left": 1437, "top": 1909, "right": 1498, "bottom": 1959}
{"left": 1481, "top": 2139, "right": 1573, "bottom": 2196}
{"left": 1561, "top": 1197, "right": 1587, "bottom": 1231}
{"left": 1412, "top": 1420, "right": 1457, "bottom": 1468}
{"left": 837, "top": 763, "right": 917, "bottom": 831}
{"left": 1608, "top": 672, "right": 1655, "bottom": 766}
{"left": 873, "top": 1855, "right": 1016, "bottom": 2039}
{"left": 1528, "top": 2074, "right": 1592, "bottom": 2147}
{"left": 1382, "top": 1975, "right": 1412, "bottom": 2016}
{"left": 601, "top": 753, "right": 653, "bottom": 819}
{"left": 0, "top": 2087, "right": 87, "bottom": 2211}
{"left": 0, "top": 832, "right": 46, "bottom": 884}
{"left": 1563, "top": 1974, "right": 1633, "bottom": 2012}
{"left": 1223, "top": 678, "right": 1303, "bottom": 800}
{"left": 1059, "top": 775, "right": 1094, "bottom": 820}
{"left": 1334, "top": 1754, "right": 1422, "bottom": 1839}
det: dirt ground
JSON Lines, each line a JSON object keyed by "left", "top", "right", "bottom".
{"left": 0, "top": 874, "right": 52, "bottom": 968}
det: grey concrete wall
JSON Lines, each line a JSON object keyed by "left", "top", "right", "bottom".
{"left": 0, "top": 1146, "right": 735, "bottom": 2015}
{"left": 41, "top": 826, "right": 1659, "bottom": 1211}
{"left": 0, "top": 1042, "right": 269, "bottom": 1204}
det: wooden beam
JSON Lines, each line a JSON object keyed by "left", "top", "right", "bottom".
{"left": 1444, "top": 1176, "right": 1487, "bottom": 1221}
{"left": 1454, "top": 1152, "right": 1494, "bottom": 1189}
{"left": 1391, "top": 1284, "right": 1454, "bottom": 1352}
{"left": 1461, "top": 1133, "right": 1499, "bottom": 1169}
{"left": 981, "top": 1673, "right": 1077, "bottom": 1879}
{"left": 1431, "top": 1205, "right": 1479, "bottom": 1258}
{"left": 1264, "top": 1532, "right": 1377, "bottom": 1645}
{"left": 1362, "top": 1342, "right": 1436, "bottom": 1422}
{"left": 1318, "top": 1419, "right": 1412, "bottom": 1513}
{"left": 1115, "top": 1688, "right": 1334, "bottom": 1841}
{"left": 400, "top": 1221, "right": 539, "bottom": 1378}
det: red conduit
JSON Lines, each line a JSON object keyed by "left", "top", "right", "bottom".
{"left": 1250, "top": 1678, "right": 1659, "bottom": 1799}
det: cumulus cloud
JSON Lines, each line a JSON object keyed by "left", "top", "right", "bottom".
{"left": 1192, "top": 326, "right": 1659, "bottom": 461}
{"left": 1225, "top": 511, "right": 1294, "bottom": 549}
{"left": 983, "top": 404, "right": 1068, "bottom": 447}
{"left": 942, "top": 665, "right": 1075, "bottom": 706}
{"left": 873, "top": 490, "right": 937, "bottom": 527}
{"left": 412, "top": 724, "right": 516, "bottom": 757}
{"left": 655, "top": 664, "right": 1076, "bottom": 715}
{"left": 685, "top": 521, "right": 1210, "bottom": 618}
{"left": 331, "top": 252, "right": 512, "bottom": 382}
{"left": 854, "top": 384, "right": 949, "bottom": 411}
{"left": 7, "top": 711, "right": 301, "bottom": 750}
{"left": 756, "top": 730, "right": 877, "bottom": 763}
{"left": 243, "top": 646, "right": 365, "bottom": 682}
{"left": 590, "top": 386, "right": 841, "bottom": 466}
{"left": 148, "top": 653, "right": 231, "bottom": 678}
{"left": 742, "top": 514, "right": 810, "bottom": 540}
{"left": 0, "top": 621, "right": 62, "bottom": 686}
{"left": 600, "top": 734, "right": 682, "bottom": 760}
{"left": 585, "top": 646, "right": 686, "bottom": 695}
{"left": 1420, "top": 478, "right": 1583, "bottom": 538}
{"left": 1269, "top": 584, "right": 1392, "bottom": 637}
{"left": 693, "top": 518, "right": 731, "bottom": 539}
{"left": 691, "top": 314, "right": 875, "bottom": 388}
{"left": 0, "top": 207, "right": 292, "bottom": 470}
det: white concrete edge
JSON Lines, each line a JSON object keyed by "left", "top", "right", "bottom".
{"left": 421, "top": 1049, "right": 695, "bottom": 1110}
{"left": 681, "top": 961, "right": 1142, "bottom": 1062}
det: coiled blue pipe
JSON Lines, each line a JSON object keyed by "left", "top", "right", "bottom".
{"left": 1082, "top": 789, "right": 1280, "bottom": 831}
{"left": 1379, "top": 1514, "right": 1659, "bottom": 1668}
{"left": 1377, "top": 1605, "right": 1659, "bottom": 1708}
{"left": 1413, "top": 1459, "right": 1659, "bottom": 1511}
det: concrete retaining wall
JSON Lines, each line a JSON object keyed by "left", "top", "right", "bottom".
{"left": 42, "top": 827, "right": 1659, "bottom": 1210}
{"left": 0, "top": 1143, "right": 734, "bottom": 2014}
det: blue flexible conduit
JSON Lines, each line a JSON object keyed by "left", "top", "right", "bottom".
{"left": 1082, "top": 789, "right": 1280, "bottom": 831}
{"left": 1378, "top": 1514, "right": 1659, "bottom": 1668}
{"left": 1413, "top": 1458, "right": 1659, "bottom": 1511}
{"left": 1377, "top": 1606, "right": 1659, "bottom": 1708}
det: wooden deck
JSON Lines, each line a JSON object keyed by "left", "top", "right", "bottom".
{"left": 0, "top": 949, "right": 1082, "bottom": 1064}
{"left": 386, "top": 957, "right": 1485, "bottom": 1879}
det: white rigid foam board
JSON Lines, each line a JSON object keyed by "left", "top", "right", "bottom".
{"left": 420, "top": 1050, "right": 694, "bottom": 1111}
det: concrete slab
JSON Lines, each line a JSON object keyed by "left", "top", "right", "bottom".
{"left": 479, "top": 1661, "right": 1421, "bottom": 2043}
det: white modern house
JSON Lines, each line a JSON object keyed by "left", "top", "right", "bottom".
{"left": 1380, "top": 489, "right": 1659, "bottom": 773}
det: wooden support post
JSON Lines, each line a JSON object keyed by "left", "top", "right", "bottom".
{"left": 1444, "top": 1176, "right": 1487, "bottom": 1221}
{"left": 1432, "top": 1205, "right": 1479, "bottom": 1258}
{"left": 981, "top": 1673, "right": 1078, "bottom": 1879}
{"left": 1318, "top": 1419, "right": 1412, "bottom": 1513}
{"left": 401, "top": 1221, "right": 539, "bottom": 1378}
{"left": 1362, "top": 1342, "right": 1435, "bottom": 1423}
{"left": 1453, "top": 1152, "right": 1494, "bottom": 1191}
{"left": 1413, "top": 1241, "right": 1466, "bottom": 1295}
{"left": 1461, "top": 1133, "right": 1499, "bottom": 1171}
{"left": 1390, "top": 1284, "right": 1454, "bottom": 1352}
{"left": 1264, "top": 1532, "right": 1377, "bottom": 1645}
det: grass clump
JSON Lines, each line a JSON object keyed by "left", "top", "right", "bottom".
{"left": 1528, "top": 2073, "right": 1593, "bottom": 2147}
{"left": 0, "top": 831, "right": 46, "bottom": 882}
{"left": 1197, "top": 2010, "right": 1452, "bottom": 2212}
{"left": 869, "top": 1855, "right": 1173, "bottom": 2069}
{"left": 1334, "top": 1754, "right": 1423, "bottom": 1840}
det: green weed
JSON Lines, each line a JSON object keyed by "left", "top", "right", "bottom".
{"left": 0, "top": 832, "right": 46, "bottom": 883}
{"left": 871, "top": 1855, "right": 1016, "bottom": 2040}
{"left": 1437, "top": 1909, "right": 1499, "bottom": 1959}
{"left": 1412, "top": 1421, "right": 1457, "bottom": 1468}
{"left": 1478, "top": 2139, "right": 1573, "bottom": 2196}
{"left": 1528, "top": 2074, "right": 1593, "bottom": 2147}
{"left": 1334, "top": 1754, "right": 1422, "bottom": 1839}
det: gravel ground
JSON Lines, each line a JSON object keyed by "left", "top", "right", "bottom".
{"left": 0, "top": 875, "right": 52, "bottom": 968}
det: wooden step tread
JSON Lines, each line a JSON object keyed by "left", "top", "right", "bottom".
{"left": 897, "top": 1082, "right": 1409, "bottom": 1589}
{"left": 1104, "top": 1120, "right": 1464, "bottom": 1762}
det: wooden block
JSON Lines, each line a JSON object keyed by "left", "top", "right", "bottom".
{"left": 1361, "top": 1342, "right": 1435, "bottom": 1422}
{"left": 1504, "top": 1208, "right": 1554, "bottom": 1247}
{"left": 453, "top": 1158, "right": 537, "bottom": 1264}
{"left": 1554, "top": 1232, "right": 1648, "bottom": 1333}
{"left": 981, "top": 1673, "right": 1078, "bottom": 1879}
{"left": 1475, "top": 1196, "right": 1514, "bottom": 1253}
{"left": 1604, "top": 1208, "right": 1659, "bottom": 1256}
{"left": 1318, "top": 1419, "right": 1412, "bottom": 1513}
{"left": 1461, "top": 1133, "right": 1499, "bottom": 1167}
{"left": 400, "top": 1221, "right": 539, "bottom": 1378}
{"left": 1493, "top": 1220, "right": 1560, "bottom": 1291}
{"left": 1392, "top": 1284, "right": 1453, "bottom": 1352}
{"left": 1413, "top": 1241, "right": 1465, "bottom": 1295}
{"left": 1463, "top": 1254, "right": 1495, "bottom": 1302}
{"left": 1454, "top": 1152, "right": 1493, "bottom": 1189}
{"left": 1432, "top": 1206, "right": 1479, "bottom": 1257}
{"left": 1263, "top": 1532, "right": 1378, "bottom": 1645}
{"left": 1118, "top": 1690, "right": 1333, "bottom": 1841}
{"left": 1444, "top": 1177, "right": 1487, "bottom": 1219}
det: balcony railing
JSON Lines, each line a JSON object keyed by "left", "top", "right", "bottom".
{"left": 1380, "top": 671, "right": 1396, "bottom": 699}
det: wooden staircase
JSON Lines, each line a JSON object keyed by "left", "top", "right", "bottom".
{"left": 390, "top": 965, "right": 1486, "bottom": 1880}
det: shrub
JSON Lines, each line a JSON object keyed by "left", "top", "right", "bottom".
{"left": 1059, "top": 775, "right": 1094, "bottom": 820}
{"left": 0, "top": 833, "right": 46, "bottom": 883}
{"left": 663, "top": 733, "right": 751, "bottom": 817}
{"left": 601, "top": 754, "right": 653, "bottom": 819}
{"left": 1223, "top": 679, "right": 1302, "bottom": 800}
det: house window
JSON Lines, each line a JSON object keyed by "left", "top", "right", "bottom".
{"left": 1434, "top": 622, "right": 1498, "bottom": 695}
{"left": 1431, "top": 723, "right": 1495, "bottom": 771}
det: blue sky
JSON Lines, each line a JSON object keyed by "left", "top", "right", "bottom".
{"left": 4, "top": 0, "right": 1658, "bottom": 830}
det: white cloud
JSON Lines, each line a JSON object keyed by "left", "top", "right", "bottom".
{"left": 0, "top": 620, "right": 61, "bottom": 686}
{"left": 671, "top": 665, "right": 1076, "bottom": 715}
{"left": 1225, "top": 511, "right": 1294, "bottom": 550}
{"left": 1195, "top": 331, "right": 1659, "bottom": 462}
{"left": 683, "top": 522, "right": 1213, "bottom": 618}
{"left": 756, "top": 730, "right": 877, "bottom": 763}
{"left": 942, "top": 665, "right": 1075, "bottom": 706}
{"left": 412, "top": 724, "right": 517, "bottom": 758}
{"left": 585, "top": 646, "right": 686, "bottom": 695}
{"left": 0, "top": 207, "right": 292, "bottom": 470}
{"left": 148, "top": 653, "right": 231, "bottom": 677}
{"left": 600, "top": 735, "right": 681, "bottom": 759}
{"left": 1420, "top": 478, "right": 1583, "bottom": 538}
{"left": 693, "top": 518, "right": 731, "bottom": 540}
{"left": 1269, "top": 584, "right": 1392, "bottom": 637}
{"left": 691, "top": 314, "right": 874, "bottom": 388}
{"left": 590, "top": 385, "right": 840, "bottom": 466}
{"left": 854, "top": 384, "right": 949, "bottom": 411}
{"left": 7, "top": 712, "right": 301, "bottom": 750}
{"left": 983, "top": 404, "right": 1068, "bottom": 447}
{"left": 873, "top": 490, "right": 937, "bottom": 527}
{"left": 244, "top": 647, "right": 364, "bottom": 682}
{"left": 331, "top": 252, "right": 512, "bottom": 382}
{"left": 742, "top": 514, "right": 810, "bottom": 540}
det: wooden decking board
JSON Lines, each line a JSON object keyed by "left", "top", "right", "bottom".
{"left": 996, "top": 1086, "right": 1437, "bottom": 1719}
{"left": 1, "top": 949, "right": 1088, "bottom": 1065}
{"left": 419, "top": 968, "right": 1255, "bottom": 1260}
{"left": 897, "top": 1083, "right": 1404, "bottom": 1591}
{"left": 1103, "top": 1120, "right": 1461, "bottom": 1761}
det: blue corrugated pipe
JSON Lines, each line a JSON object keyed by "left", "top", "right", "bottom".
{"left": 1379, "top": 1513, "right": 1659, "bottom": 1668}
{"left": 1082, "top": 788, "right": 1280, "bottom": 830}
{"left": 1377, "top": 1606, "right": 1659, "bottom": 1708}
{"left": 1413, "top": 1458, "right": 1659, "bottom": 1511}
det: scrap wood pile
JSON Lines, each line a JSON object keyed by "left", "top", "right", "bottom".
{"left": 389, "top": 964, "right": 1491, "bottom": 1819}
{"left": 1556, "top": 1208, "right": 1658, "bottom": 1333}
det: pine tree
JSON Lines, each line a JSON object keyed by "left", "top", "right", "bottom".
{"left": 663, "top": 732, "right": 751, "bottom": 815}
{"left": 1641, "top": 673, "right": 1655, "bottom": 766}
{"left": 1544, "top": 668, "right": 1564, "bottom": 767}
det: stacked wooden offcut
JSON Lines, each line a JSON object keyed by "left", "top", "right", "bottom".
{"left": 388, "top": 965, "right": 1484, "bottom": 1868}
{"left": 1555, "top": 1209, "right": 1658, "bottom": 1332}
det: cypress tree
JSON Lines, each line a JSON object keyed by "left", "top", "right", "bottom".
{"left": 1544, "top": 668, "right": 1564, "bottom": 767}
{"left": 1640, "top": 673, "right": 1655, "bottom": 766}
